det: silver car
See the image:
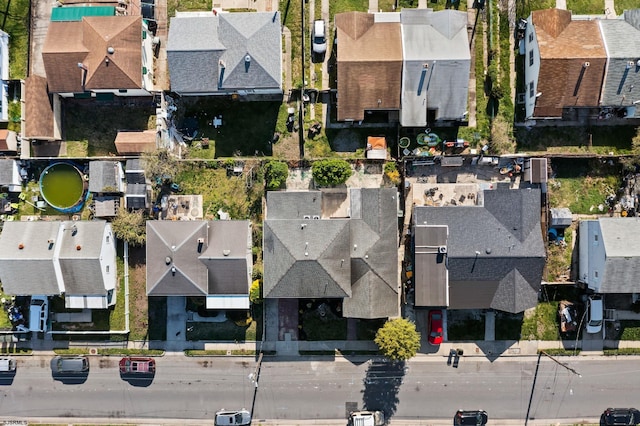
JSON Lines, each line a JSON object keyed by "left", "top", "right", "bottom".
{"left": 214, "top": 409, "right": 251, "bottom": 426}
{"left": 50, "top": 356, "right": 90, "bottom": 374}
{"left": 312, "top": 20, "right": 327, "bottom": 55}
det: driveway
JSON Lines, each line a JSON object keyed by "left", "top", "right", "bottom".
{"left": 29, "top": 0, "right": 53, "bottom": 77}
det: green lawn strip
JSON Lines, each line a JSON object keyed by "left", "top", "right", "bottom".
{"left": 548, "top": 175, "right": 620, "bottom": 214}
{"left": 0, "top": 347, "right": 31, "bottom": 354}
{"left": 4, "top": 0, "right": 29, "bottom": 79}
{"left": 604, "top": 348, "right": 640, "bottom": 356}
{"left": 539, "top": 348, "right": 580, "bottom": 356}
{"left": 148, "top": 297, "right": 167, "bottom": 341}
{"left": 498, "top": 8, "right": 513, "bottom": 125}
{"left": 495, "top": 312, "right": 524, "bottom": 340}
{"left": 521, "top": 302, "right": 559, "bottom": 341}
{"left": 447, "top": 315, "right": 485, "bottom": 340}
{"left": 168, "top": 0, "right": 211, "bottom": 20}
{"left": 0, "top": 289, "right": 13, "bottom": 329}
{"left": 281, "top": 0, "right": 304, "bottom": 87}
{"left": 545, "top": 224, "right": 574, "bottom": 282}
{"left": 618, "top": 320, "right": 640, "bottom": 340}
{"left": 127, "top": 247, "right": 149, "bottom": 341}
{"left": 615, "top": 0, "right": 638, "bottom": 15}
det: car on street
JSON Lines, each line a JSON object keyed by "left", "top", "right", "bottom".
{"left": 0, "top": 358, "right": 16, "bottom": 373}
{"left": 428, "top": 309, "right": 443, "bottom": 345}
{"left": 119, "top": 357, "right": 155, "bottom": 375}
{"left": 50, "top": 356, "right": 89, "bottom": 375}
{"left": 348, "top": 410, "right": 385, "bottom": 426}
{"left": 601, "top": 408, "right": 640, "bottom": 425}
{"left": 214, "top": 409, "right": 251, "bottom": 426}
{"left": 312, "top": 20, "right": 327, "bottom": 56}
{"left": 586, "top": 294, "right": 604, "bottom": 334}
{"left": 454, "top": 410, "right": 488, "bottom": 425}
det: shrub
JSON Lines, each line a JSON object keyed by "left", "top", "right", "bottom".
{"left": 249, "top": 279, "right": 262, "bottom": 305}
{"left": 312, "top": 159, "right": 352, "bottom": 187}
{"left": 263, "top": 161, "right": 289, "bottom": 190}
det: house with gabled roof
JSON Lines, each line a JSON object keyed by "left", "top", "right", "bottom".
{"left": 146, "top": 220, "right": 252, "bottom": 309}
{"left": 598, "top": 10, "right": 640, "bottom": 119}
{"left": 578, "top": 217, "right": 640, "bottom": 294}
{"left": 42, "top": 15, "right": 154, "bottom": 97}
{"left": 263, "top": 188, "right": 398, "bottom": 319}
{"left": 400, "top": 9, "right": 470, "bottom": 127}
{"left": 522, "top": 8, "right": 606, "bottom": 120}
{"left": 0, "top": 220, "right": 117, "bottom": 309}
{"left": 334, "top": 12, "right": 402, "bottom": 122}
{"left": 167, "top": 11, "right": 282, "bottom": 98}
{"left": 413, "top": 187, "right": 545, "bottom": 313}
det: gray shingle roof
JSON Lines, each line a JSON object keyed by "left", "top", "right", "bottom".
{"left": 400, "top": 9, "right": 470, "bottom": 126}
{"left": 0, "top": 221, "right": 62, "bottom": 295}
{"left": 167, "top": 12, "right": 282, "bottom": 95}
{"left": 266, "top": 191, "right": 322, "bottom": 219}
{"left": 413, "top": 188, "right": 545, "bottom": 313}
{"left": 0, "top": 159, "right": 18, "bottom": 185}
{"left": 146, "top": 220, "right": 253, "bottom": 297}
{"left": 89, "top": 161, "right": 122, "bottom": 193}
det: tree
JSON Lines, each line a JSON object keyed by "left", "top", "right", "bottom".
{"left": 263, "top": 160, "right": 289, "bottom": 190}
{"left": 374, "top": 318, "right": 421, "bottom": 361}
{"left": 142, "top": 149, "right": 182, "bottom": 183}
{"left": 312, "top": 159, "right": 352, "bottom": 187}
{"left": 111, "top": 209, "right": 146, "bottom": 246}
{"left": 249, "top": 279, "right": 262, "bottom": 305}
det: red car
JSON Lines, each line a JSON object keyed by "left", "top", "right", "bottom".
{"left": 119, "top": 357, "right": 156, "bottom": 375}
{"left": 428, "top": 310, "right": 443, "bottom": 345}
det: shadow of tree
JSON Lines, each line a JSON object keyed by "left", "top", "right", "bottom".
{"left": 362, "top": 360, "right": 406, "bottom": 422}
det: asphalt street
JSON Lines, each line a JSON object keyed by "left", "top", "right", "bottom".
{"left": 1, "top": 354, "right": 638, "bottom": 424}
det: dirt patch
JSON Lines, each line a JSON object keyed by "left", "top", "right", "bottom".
{"left": 272, "top": 132, "right": 302, "bottom": 160}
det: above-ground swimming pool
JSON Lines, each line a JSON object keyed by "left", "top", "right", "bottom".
{"left": 39, "top": 163, "right": 87, "bottom": 213}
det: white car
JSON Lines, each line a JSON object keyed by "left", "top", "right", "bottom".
{"left": 214, "top": 409, "right": 251, "bottom": 426}
{"left": 29, "top": 295, "right": 48, "bottom": 333}
{"left": 312, "top": 20, "right": 327, "bottom": 55}
{"left": 586, "top": 294, "right": 603, "bottom": 334}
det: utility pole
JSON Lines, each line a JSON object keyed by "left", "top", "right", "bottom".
{"left": 298, "top": 0, "right": 305, "bottom": 159}
{"left": 525, "top": 350, "right": 581, "bottom": 426}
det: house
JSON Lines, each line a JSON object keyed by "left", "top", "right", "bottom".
{"left": 89, "top": 161, "right": 125, "bottom": 193}
{"left": 42, "top": 15, "right": 154, "bottom": 98}
{"left": 400, "top": 9, "right": 470, "bottom": 127}
{"left": 124, "top": 158, "right": 151, "bottom": 210}
{"left": 522, "top": 9, "right": 606, "bottom": 120}
{"left": 412, "top": 188, "right": 545, "bottom": 313}
{"left": 0, "top": 159, "right": 22, "bottom": 191}
{"left": 0, "top": 220, "right": 117, "bottom": 308}
{"left": 114, "top": 130, "right": 158, "bottom": 155}
{"left": 263, "top": 188, "right": 399, "bottom": 319}
{"left": 578, "top": 217, "right": 640, "bottom": 294}
{"left": 167, "top": 11, "right": 282, "bottom": 98}
{"left": 598, "top": 10, "right": 640, "bottom": 119}
{"left": 334, "top": 12, "right": 402, "bottom": 122}
{"left": 146, "top": 220, "right": 252, "bottom": 309}
{"left": 0, "top": 29, "right": 8, "bottom": 122}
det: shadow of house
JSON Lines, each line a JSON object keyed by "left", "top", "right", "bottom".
{"left": 362, "top": 360, "right": 406, "bottom": 421}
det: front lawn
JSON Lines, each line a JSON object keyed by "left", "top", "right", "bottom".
{"left": 447, "top": 310, "right": 485, "bottom": 340}
{"left": 520, "top": 302, "right": 560, "bottom": 341}
{"left": 619, "top": 321, "right": 640, "bottom": 340}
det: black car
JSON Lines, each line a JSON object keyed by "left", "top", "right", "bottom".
{"left": 602, "top": 408, "right": 640, "bottom": 425}
{"left": 454, "top": 410, "right": 488, "bottom": 426}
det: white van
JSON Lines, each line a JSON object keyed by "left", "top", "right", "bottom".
{"left": 586, "top": 295, "right": 603, "bottom": 334}
{"left": 29, "top": 295, "right": 49, "bottom": 333}
{"left": 0, "top": 358, "right": 16, "bottom": 372}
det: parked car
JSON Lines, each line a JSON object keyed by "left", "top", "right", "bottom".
{"left": 312, "top": 20, "right": 327, "bottom": 55}
{"left": 50, "top": 356, "right": 89, "bottom": 375}
{"left": 29, "top": 295, "right": 48, "bottom": 333}
{"left": 586, "top": 294, "right": 604, "bottom": 334}
{"left": 601, "top": 408, "right": 640, "bottom": 425}
{"left": 119, "top": 357, "right": 155, "bottom": 375}
{"left": 454, "top": 410, "right": 488, "bottom": 426}
{"left": 428, "top": 309, "right": 443, "bottom": 345}
{"left": 214, "top": 409, "right": 251, "bottom": 426}
{"left": 348, "top": 410, "right": 385, "bottom": 426}
{"left": 0, "top": 357, "right": 16, "bottom": 373}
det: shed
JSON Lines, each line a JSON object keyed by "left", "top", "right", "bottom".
{"left": 366, "top": 136, "right": 388, "bottom": 160}
{"left": 114, "top": 130, "right": 158, "bottom": 155}
{"left": 550, "top": 207, "right": 572, "bottom": 228}
{"left": 524, "top": 158, "right": 548, "bottom": 183}
{"left": 94, "top": 195, "right": 120, "bottom": 217}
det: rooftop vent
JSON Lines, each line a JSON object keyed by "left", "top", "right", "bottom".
{"left": 18, "top": 243, "right": 24, "bottom": 250}
{"left": 165, "top": 256, "right": 172, "bottom": 265}
{"left": 583, "top": 62, "right": 590, "bottom": 68}
{"left": 438, "top": 245, "right": 447, "bottom": 254}
{"left": 76, "top": 245, "right": 82, "bottom": 251}
{"left": 245, "top": 55, "right": 251, "bottom": 63}
{"left": 107, "top": 46, "right": 115, "bottom": 54}
{"left": 223, "top": 249, "right": 231, "bottom": 256}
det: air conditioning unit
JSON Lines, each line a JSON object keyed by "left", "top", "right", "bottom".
{"left": 438, "top": 246, "right": 447, "bottom": 254}
{"left": 517, "top": 93, "right": 526, "bottom": 104}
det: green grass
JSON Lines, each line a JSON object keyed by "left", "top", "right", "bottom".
{"left": 448, "top": 317, "right": 485, "bottom": 340}
{"left": 63, "top": 103, "right": 156, "bottom": 157}
{"left": 566, "top": 0, "right": 604, "bottom": 14}
{"left": 618, "top": 321, "right": 640, "bottom": 340}
{"left": 186, "top": 320, "right": 258, "bottom": 341}
{"left": 539, "top": 348, "right": 580, "bottom": 356}
{"left": 615, "top": 0, "right": 639, "bottom": 15}
{"left": 148, "top": 297, "right": 167, "bottom": 341}
{"left": 168, "top": 0, "right": 211, "bottom": 19}
{"left": 604, "top": 348, "right": 640, "bottom": 356}
{"left": 281, "top": 0, "right": 304, "bottom": 87}
{"left": 0, "top": 347, "right": 31, "bottom": 354}
{"left": 521, "top": 302, "right": 560, "bottom": 341}
{"left": 186, "top": 349, "right": 258, "bottom": 356}
{"left": 545, "top": 224, "right": 574, "bottom": 282}
{"left": 53, "top": 348, "right": 163, "bottom": 356}
{"left": 516, "top": 126, "right": 637, "bottom": 154}
{"left": 0, "top": 289, "right": 12, "bottom": 329}
{"left": 1, "top": 0, "right": 29, "bottom": 79}
{"left": 495, "top": 313, "right": 524, "bottom": 340}
{"left": 548, "top": 175, "right": 620, "bottom": 214}
{"left": 356, "top": 318, "right": 386, "bottom": 340}
{"left": 300, "top": 310, "right": 348, "bottom": 340}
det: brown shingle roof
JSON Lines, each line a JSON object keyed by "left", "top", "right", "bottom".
{"left": 114, "top": 130, "right": 158, "bottom": 155}
{"left": 532, "top": 9, "right": 606, "bottom": 117}
{"left": 42, "top": 16, "right": 142, "bottom": 94}
{"left": 335, "top": 12, "right": 402, "bottom": 121}
{"left": 24, "top": 75, "right": 57, "bottom": 140}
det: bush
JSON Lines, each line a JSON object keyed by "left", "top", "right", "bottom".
{"left": 312, "top": 159, "right": 352, "bottom": 187}
{"left": 263, "top": 160, "right": 289, "bottom": 190}
{"left": 249, "top": 279, "right": 262, "bottom": 305}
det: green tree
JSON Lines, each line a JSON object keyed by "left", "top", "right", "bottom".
{"left": 263, "top": 161, "right": 289, "bottom": 190}
{"left": 111, "top": 209, "right": 146, "bottom": 246}
{"left": 374, "top": 318, "right": 421, "bottom": 361}
{"left": 312, "top": 159, "right": 352, "bottom": 187}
